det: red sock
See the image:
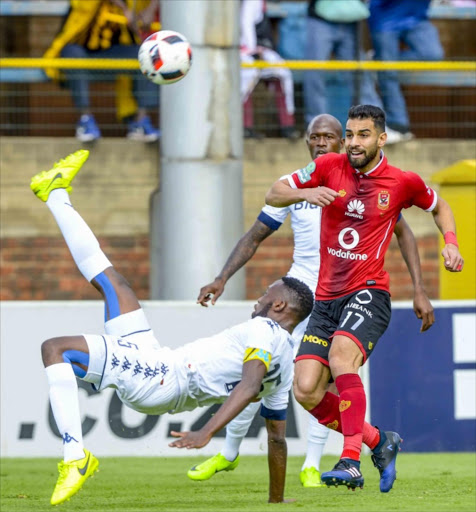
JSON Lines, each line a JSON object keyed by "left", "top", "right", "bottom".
{"left": 335, "top": 373, "right": 366, "bottom": 461}
{"left": 309, "top": 392, "right": 342, "bottom": 433}
{"left": 363, "top": 423, "right": 380, "bottom": 450}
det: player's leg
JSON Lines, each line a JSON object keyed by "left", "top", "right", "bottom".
{"left": 300, "top": 416, "right": 328, "bottom": 488}
{"left": 291, "top": 313, "right": 328, "bottom": 488}
{"left": 41, "top": 334, "right": 99, "bottom": 505}
{"left": 187, "top": 401, "right": 261, "bottom": 481}
{"left": 322, "top": 289, "right": 399, "bottom": 492}
{"left": 30, "top": 151, "right": 150, "bottom": 337}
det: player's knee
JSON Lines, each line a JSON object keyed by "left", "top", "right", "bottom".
{"left": 293, "top": 379, "right": 318, "bottom": 409}
{"left": 41, "top": 337, "right": 65, "bottom": 366}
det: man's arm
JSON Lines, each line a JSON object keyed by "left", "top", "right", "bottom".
{"left": 266, "top": 417, "right": 291, "bottom": 503}
{"left": 393, "top": 216, "right": 435, "bottom": 332}
{"left": 197, "top": 220, "right": 273, "bottom": 306}
{"left": 431, "top": 197, "right": 464, "bottom": 272}
{"left": 266, "top": 178, "right": 338, "bottom": 208}
{"left": 169, "top": 359, "right": 266, "bottom": 448}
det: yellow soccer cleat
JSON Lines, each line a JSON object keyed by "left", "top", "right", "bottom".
{"left": 30, "top": 149, "right": 90, "bottom": 202}
{"left": 300, "top": 466, "right": 326, "bottom": 488}
{"left": 187, "top": 453, "right": 240, "bottom": 481}
{"left": 50, "top": 449, "right": 99, "bottom": 505}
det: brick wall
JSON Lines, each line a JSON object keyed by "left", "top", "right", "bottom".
{"left": 0, "top": 233, "right": 440, "bottom": 302}
{"left": 1, "top": 236, "right": 150, "bottom": 301}
{"left": 3, "top": 137, "right": 471, "bottom": 303}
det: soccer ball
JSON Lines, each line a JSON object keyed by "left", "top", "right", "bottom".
{"left": 138, "top": 30, "right": 192, "bottom": 85}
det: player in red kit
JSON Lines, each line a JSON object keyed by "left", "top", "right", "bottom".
{"left": 266, "top": 105, "right": 464, "bottom": 492}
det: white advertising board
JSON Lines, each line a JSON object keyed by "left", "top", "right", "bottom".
{"left": 1, "top": 301, "right": 351, "bottom": 458}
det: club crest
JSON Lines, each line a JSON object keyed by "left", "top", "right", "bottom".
{"left": 377, "top": 191, "right": 390, "bottom": 210}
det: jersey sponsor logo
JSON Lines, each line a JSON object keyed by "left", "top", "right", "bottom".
{"left": 328, "top": 228, "right": 368, "bottom": 261}
{"left": 339, "top": 399, "right": 351, "bottom": 412}
{"left": 338, "top": 227, "right": 360, "bottom": 250}
{"left": 344, "top": 302, "right": 373, "bottom": 318}
{"left": 302, "top": 334, "right": 328, "bottom": 346}
{"left": 294, "top": 201, "right": 318, "bottom": 211}
{"left": 355, "top": 289, "right": 373, "bottom": 304}
{"left": 328, "top": 247, "right": 368, "bottom": 261}
{"left": 296, "top": 161, "right": 316, "bottom": 184}
{"left": 378, "top": 190, "right": 390, "bottom": 210}
{"left": 339, "top": 189, "right": 347, "bottom": 197}
{"left": 345, "top": 199, "right": 365, "bottom": 219}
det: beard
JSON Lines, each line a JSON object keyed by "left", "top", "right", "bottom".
{"left": 346, "top": 145, "right": 379, "bottom": 169}
{"left": 251, "top": 302, "right": 272, "bottom": 319}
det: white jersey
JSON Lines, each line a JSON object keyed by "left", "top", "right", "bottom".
{"left": 84, "top": 317, "right": 295, "bottom": 418}
{"left": 172, "top": 317, "right": 295, "bottom": 414}
{"left": 258, "top": 201, "right": 321, "bottom": 294}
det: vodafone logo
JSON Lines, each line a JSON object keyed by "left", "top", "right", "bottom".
{"left": 345, "top": 199, "right": 365, "bottom": 219}
{"left": 338, "top": 228, "right": 360, "bottom": 250}
{"left": 327, "top": 227, "right": 368, "bottom": 261}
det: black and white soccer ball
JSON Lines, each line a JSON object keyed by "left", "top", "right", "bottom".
{"left": 138, "top": 30, "right": 192, "bottom": 85}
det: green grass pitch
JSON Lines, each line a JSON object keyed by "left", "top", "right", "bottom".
{"left": 1, "top": 454, "right": 475, "bottom": 511}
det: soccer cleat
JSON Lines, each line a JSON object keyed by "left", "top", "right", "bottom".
{"left": 30, "top": 150, "right": 90, "bottom": 202}
{"left": 371, "top": 430, "right": 402, "bottom": 493}
{"left": 50, "top": 449, "right": 99, "bottom": 505}
{"left": 300, "top": 467, "right": 326, "bottom": 488}
{"left": 187, "top": 453, "right": 240, "bottom": 481}
{"left": 321, "top": 459, "right": 364, "bottom": 489}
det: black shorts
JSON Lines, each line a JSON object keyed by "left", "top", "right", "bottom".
{"left": 295, "top": 288, "right": 391, "bottom": 366}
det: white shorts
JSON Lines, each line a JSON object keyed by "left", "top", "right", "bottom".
{"left": 82, "top": 329, "right": 181, "bottom": 415}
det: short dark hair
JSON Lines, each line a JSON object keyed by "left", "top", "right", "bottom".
{"left": 348, "top": 105, "right": 386, "bottom": 133}
{"left": 281, "top": 276, "right": 314, "bottom": 323}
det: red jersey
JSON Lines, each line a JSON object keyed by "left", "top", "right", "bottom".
{"left": 288, "top": 153, "right": 437, "bottom": 300}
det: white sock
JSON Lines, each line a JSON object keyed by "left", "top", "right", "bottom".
{"left": 301, "top": 416, "right": 329, "bottom": 471}
{"left": 46, "top": 189, "right": 111, "bottom": 281}
{"left": 46, "top": 363, "right": 85, "bottom": 462}
{"left": 222, "top": 401, "right": 261, "bottom": 461}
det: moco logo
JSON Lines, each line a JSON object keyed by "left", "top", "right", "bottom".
{"left": 327, "top": 227, "right": 368, "bottom": 260}
{"left": 302, "top": 335, "right": 328, "bottom": 346}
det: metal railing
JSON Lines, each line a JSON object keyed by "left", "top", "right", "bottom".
{"left": 1, "top": 57, "right": 475, "bottom": 138}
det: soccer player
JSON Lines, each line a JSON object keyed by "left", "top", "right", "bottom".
{"left": 189, "top": 114, "right": 435, "bottom": 487}
{"left": 30, "top": 150, "right": 314, "bottom": 505}
{"left": 265, "top": 104, "right": 464, "bottom": 492}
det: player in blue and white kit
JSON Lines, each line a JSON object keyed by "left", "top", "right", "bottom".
{"left": 30, "top": 150, "right": 314, "bottom": 506}
{"left": 192, "top": 114, "right": 434, "bottom": 487}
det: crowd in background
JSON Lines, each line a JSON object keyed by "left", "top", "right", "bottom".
{"left": 41, "top": 0, "right": 471, "bottom": 142}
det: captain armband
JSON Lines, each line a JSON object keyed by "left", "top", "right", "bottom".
{"left": 243, "top": 348, "right": 272, "bottom": 371}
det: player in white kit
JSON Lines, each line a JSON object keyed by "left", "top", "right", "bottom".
{"left": 30, "top": 150, "right": 314, "bottom": 506}
{"left": 192, "top": 114, "right": 434, "bottom": 487}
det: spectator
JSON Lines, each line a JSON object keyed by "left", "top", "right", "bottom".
{"left": 368, "top": 0, "right": 444, "bottom": 140}
{"left": 303, "top": 0, "right": 381, "bottom": 127}
{"left": 44, "top": 0, "right": 160, "bottom": 142}
{"left": 241, "top": 0, "right": 300, "bottom": 139}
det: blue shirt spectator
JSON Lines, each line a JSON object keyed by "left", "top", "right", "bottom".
{"left": 368, "top": 0, "right": 444, "bottom": 137}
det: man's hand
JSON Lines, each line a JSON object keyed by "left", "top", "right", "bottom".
{"left": 197, "top": 278, "right": 225, "bottom": 307}
{"left": 302, "top": 186, "right": 339, "bottom": 207}
{"left": 413, "top": 288, "right": 435, "bottom": 332}
{"left": 169, "top": 430, "right": 212, "bottom": 449}
{"left": 442, "top": 244, "right": 464, "bottom": 272}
